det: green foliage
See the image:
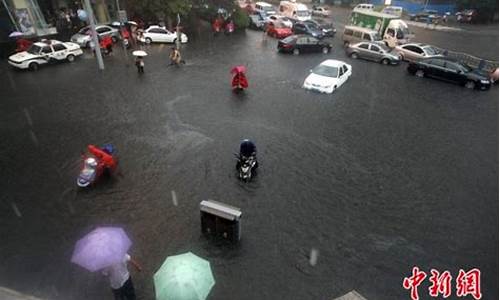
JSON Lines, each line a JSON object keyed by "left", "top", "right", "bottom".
{"left": 232, "top": 7, "right": 249, "bottom": 29}
{"left": 127, "top": 0, "right": 191, "bottom": 21}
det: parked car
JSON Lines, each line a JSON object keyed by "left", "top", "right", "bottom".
{"left": 249, "top": 12, "right": 266, "bottom": 30}
{"left": 311, "top": 6, "right": 331, "bottom": 17}
{"left": 292, "top": 21, "right": 325, "bottom": 39}
{"left": 142, "top": 26, "right": 188, "bottom": 44}
{"left": 456, "top": 9, "right": 477, "bottom": 23}
{"left": 394, "top": 43, "right": 442, "bottom": 62}
{"left": 278, "top": 34, "right": 332, "bottom": 55}
{"left": 255, "top": 1, "right": 276, "bottom": 17}
{"left": 407, "top": 57, "right": 492, "bottom": 90}
{"left": 71, "top": 25, "right": 120, "bottom": 48}
{"left": 409, "top": 10, "right": 441, "bottom": 22}
{"left": 266, "top": 21, "right": 293, "bottom": 39}
{"left": 303, "top": 59, "right": 352, "bottom": 94}
{"left": 268, "top": 15, "right": 293, "bottom": 28}
{"left": 8, "top": 39, "right": 83, "bottom": 71}
{"left": 342, "top": 25, "right": 383, "bottom": 47}
{"left": 346, "top": 42, "right": 400, "bottom": 65}
{"left": 303, "top": 19, "right": 336, "bottom": 37}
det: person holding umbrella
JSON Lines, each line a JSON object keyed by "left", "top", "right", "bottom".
{"left": 71, "top": 227, "right": 142, "bottom": 300}
{"left": 132, "top": 50, "right": 147, "bottom": 74}
{"left": 102, "top": 253, "right": 142, "bottom": 300}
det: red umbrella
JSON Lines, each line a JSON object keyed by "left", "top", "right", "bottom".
{"left": 231, "top": 65, "right": 246, "bottom": 74}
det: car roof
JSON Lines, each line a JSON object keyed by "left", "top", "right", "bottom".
{"left": 33, "top": 39, "right": 63, "bottom": 47}
{"left": 320, "top": 59, "right": 346, "bottom": 67}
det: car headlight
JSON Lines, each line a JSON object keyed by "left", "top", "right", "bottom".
{"left": 480, "top": 79, "right": 490, "bottom": 84}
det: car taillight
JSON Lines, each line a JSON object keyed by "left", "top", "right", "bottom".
{"left": 281, "top": 44, "right": 292, "bottom": 48}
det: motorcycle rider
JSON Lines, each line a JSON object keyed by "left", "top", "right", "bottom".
{"left": 239, "top": 139, "right": 258, "bottom": 164}
{"left": 87, "top": 144, "right": 117, "bottom": 175}
{"left": 232, "top": 69, "right": 248, "bottom": 91}
{"left": 169, "top": 47, "right": 182, "bottom": 66}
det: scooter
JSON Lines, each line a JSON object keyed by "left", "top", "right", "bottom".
{"left": 235, "top": 154, "right": 257, "bottom": 181}
{"left": 77, "top": 144, "right": 115, "bottom": 188}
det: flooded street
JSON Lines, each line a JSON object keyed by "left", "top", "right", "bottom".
{"left": 0, "top": 16, "right": 498, "bottom": 299}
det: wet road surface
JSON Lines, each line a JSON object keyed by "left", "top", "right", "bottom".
{"left": 0, "top": 16, "right": 498, "bottom": 300}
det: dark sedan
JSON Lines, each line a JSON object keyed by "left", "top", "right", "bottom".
{"left": 278, "top": 34, "right": 332, "bottom": 55}
{"left": 303, "top": 19, "right": 336, "bottom": 37}
{"left": 407, "top": 57, "right": 492, "bottom": 90}
{"left": 292, "top": 22, "right": 325, "bottom": 39}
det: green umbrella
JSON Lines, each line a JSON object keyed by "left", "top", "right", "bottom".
{"left": 154, "top": 252, "right": 215, "bottom": 300}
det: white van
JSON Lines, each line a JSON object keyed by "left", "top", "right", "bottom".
{"left": 354, "top": 3, "right": 374, "bottom": 10}
{"left": 382, "top": 6, "right": 404, "bottom": 17}
{"left": 255, "top": 2, "right": 276, "bottom": 17}
{"left": 279, "top": 1, "right": 311, "bottom": 21}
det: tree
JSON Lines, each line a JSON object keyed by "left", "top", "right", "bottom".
{"left": 126, "top": 0, "right": 191, "bottom": 25}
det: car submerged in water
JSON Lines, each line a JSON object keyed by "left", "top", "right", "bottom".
{"left": 407, "top": 57, "right": 492, "bottom": 90}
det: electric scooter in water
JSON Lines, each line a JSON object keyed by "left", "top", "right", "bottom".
{"left": 77, "top": 144, "right": 116, "bottom": 188}
{"left": 235, "top": 139, "right": 258, "bottom": 181}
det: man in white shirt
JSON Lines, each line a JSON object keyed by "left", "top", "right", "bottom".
{"left": 102, "top": 253, "right": 142, "bottom": 300}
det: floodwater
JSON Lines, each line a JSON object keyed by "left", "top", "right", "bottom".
{"left": 0, "top": 15, "right": 498, "bottom": 300}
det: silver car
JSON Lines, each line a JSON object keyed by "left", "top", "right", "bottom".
{"left": 71, "top": 25, "right": 120, "bottom": 48}
{"left": 394, "top": 43, "right": 443, "bottom": 62}
{"left": 345, "top": 42, "right": 401, "bottom": 65}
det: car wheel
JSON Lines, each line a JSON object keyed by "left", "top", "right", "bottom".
{"left": 343, "top": 41, "right": 349, "bottom": 48}
{"left": 381, "top": 58, "right": 390, "bottom": 65}
{"left": 322, "top": 47, "right": 329, "bottom": 54}
{"left": 350, "top": 52, "right": 358, "bottom": 59}
{"left": 173, "top": 38, "right": 177, "bottom": 44}
{"left": 415, "top": 69, "right": 425, "bottom": 77}
{"left": 29, "top": 62, "right": 39, "bottom": 71}
{"left": 67, "top": 54, "right": 75, "bottom": 62}
{"left": 293, "top": 48, "right": 300, "bottom": 55}
{"left": 111, "top": 36, "right": 118, "bottom": 43}
{"left": 145, "top": 37, "right": 152, "bottom": 44}
{"left": 464, "top": 80, "right": 476, "bottom": 89}
{"left": 85, "top": 41, "right": 91, "bottom": 48}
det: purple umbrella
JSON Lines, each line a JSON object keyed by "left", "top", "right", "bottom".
{"left": 71, "top": 227, "right": 132, "bottom": 272}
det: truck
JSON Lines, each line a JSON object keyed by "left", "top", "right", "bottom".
{"left": 279, "top": 0, "right": 311, "bottom": 21}
{"left": 348, "top": 8, "right": 413, "bottom": 47}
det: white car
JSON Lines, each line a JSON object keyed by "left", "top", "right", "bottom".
{"left": 394, "top": 43, "right": 442, "bottom": 62}
{"left": 71, "top": 25, "right": 120, "bottom": 48}
{"left": 142, "top": 26, "right": 188, "bottom": 44}
{"left": 267, "top": 15, "right": 293, "bottom": 28}
{"left": 8, "top": 40, "right": 83, "bottom": 71}
{"left": 303, "top": 59, "right": 352, "bottom": 94}
{"left": 312, "top": 6, "right": 331, "bottom": 17}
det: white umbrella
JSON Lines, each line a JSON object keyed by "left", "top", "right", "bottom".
{"left": 132, "top": 50, "right": 148, "bottom": 57}
{"left": 126, "top": 21, "right": 138, "bottom": 26}
{"left": 9, "top": 31, "right": 24, "bottom": 38}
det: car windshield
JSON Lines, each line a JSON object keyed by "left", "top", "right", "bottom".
{"left": 281, "top": 36, "right": 295, "bottom": 43}
{"left": 380, "top": 44, "right": 391, "bottom": 52}
{"left": 27, "top": 45, "right": 42, "bottom": 54}
{"left": 423, "top": 46, "right": 439, "bottom": 56}
{"left": 312, "top": 65, "right": 338, "bottom": 78}
{"left": 307, "top": 23, "right": 319, "bottom": 30}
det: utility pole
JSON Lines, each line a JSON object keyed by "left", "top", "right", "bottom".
{"left": 83, "top": 0, "right": 104, "bottom": 70}
{"left": 115, "top": 0, "right": 128, "bottom": 60}
{"left": 424, "top": 0, "right": 429, "bottom": 11}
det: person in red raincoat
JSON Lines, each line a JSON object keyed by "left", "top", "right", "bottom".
{"left": 99, "top": 35, "right": 113, "bottom": 54}
{"left": 16, "top": 38, "right": 33, "bottom": 52}
{"left": 232, "top": 71, "right": 249, "bottom": 90}
{"left": 87, "top": 145, "right": 117, "bottom": 175}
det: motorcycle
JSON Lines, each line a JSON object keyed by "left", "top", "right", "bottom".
{"left": 225, "top": 20, "right": 235, "bottom": 35}
{"left": 77, "top": 144, "right": 116, "bottom": 188}
{"left": 231, "top": 65, "right": 248, "bottom": 92}
{"left": 235, "top": 139, "right": 258, "bottom": 181}
{"left": 235, "top": 154, "right": 258, "bottom": 181}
